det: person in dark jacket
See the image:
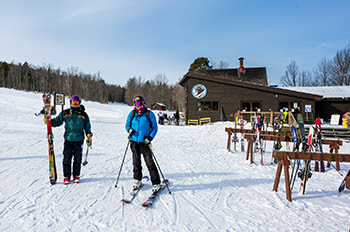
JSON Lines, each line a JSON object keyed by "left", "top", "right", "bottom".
{"left": 44, "top": 95, "right": 92, "bottom": 184}
{"left": 125, "top": 95, "right": 160, "bottom": 192}
{"left": 174, "top": 110, "right": 180, "bottom": 126}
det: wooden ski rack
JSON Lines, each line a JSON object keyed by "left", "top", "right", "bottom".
{"left": 225, "top": 127, "right": 295, "bottom": 152}
{"left": 272, "top": 150, "right": 350, "bottom": 202}
{"left": 244, "top": 133, "right": 296, "bottom": 164}
{"left": 225, "top": 127, "right": 343, "bottom": 168}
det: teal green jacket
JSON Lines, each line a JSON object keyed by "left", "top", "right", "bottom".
{"left": 51, "top": 106, "right": 93, "bottom": 142}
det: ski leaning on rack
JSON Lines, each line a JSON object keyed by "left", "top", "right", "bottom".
{"left": 300, "top": 125, "right": 315, "bottom": 194}
{"left": 313, "top": 118, "right": 325, "bottom": 172}
{"left": 43, "top": 93, "right": 57, "bottom": 185}
{"left": 290, "top": 125, "right": 301, "bottom": 190}
{"left": 141, "top": 179, "right": 169, "bottom": 208}
{"left": 121, "top": 176, "right": 149, "bottom": 204}
{"left": 339, "top": 169, "right": 350, "bottom": 193}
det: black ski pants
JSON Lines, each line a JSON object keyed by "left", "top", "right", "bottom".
{"left": 62, "top": 140, "right": 83, "bottom": 178}
{"left": 130, "top": 141, "right": 161, "bottom": 185}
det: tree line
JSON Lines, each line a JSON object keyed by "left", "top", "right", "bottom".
{"left": 0, "top": 61, "right": 185, "bottom": 110}
{"left": 124, "top": 74, "right": 186, "bottom": 111}
{"left": 281, "top": 44, "right": 350, "bottom": 87}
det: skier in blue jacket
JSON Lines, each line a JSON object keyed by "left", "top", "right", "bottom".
{"left": 125, "top": 95, "right": 160, "bottom": 192}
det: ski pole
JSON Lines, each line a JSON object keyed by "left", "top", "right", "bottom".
{"left": 148, "top": 144, "right": 171, "bottom": 194}
{"left": 330, "top": 163, "right": 343, "bottom": 176}
{"left": 115, "top": 140, "right": 130, "bottom": 188}
{"left": 290, "top": 160, "right": 300, "bottom": 190}
{"left": 82, "top": 145, "right": 90, "bottom": 166}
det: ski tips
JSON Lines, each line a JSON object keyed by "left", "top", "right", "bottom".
{"left": 121, "top": 200, "right": 130, "bottom": 204}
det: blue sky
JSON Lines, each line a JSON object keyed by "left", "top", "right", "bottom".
{"left": 1, "top": 0, "right": 349, "bottom": 86}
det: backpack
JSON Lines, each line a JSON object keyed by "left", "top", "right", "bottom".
{"left": 129, "top": 109, "right": 152, "bottom": 130}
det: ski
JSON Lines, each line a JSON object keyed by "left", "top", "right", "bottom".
{"left": 272, "top": 110, "right": 287, "bottom": 163}
{"left": 257, "top": 113, "right": 265, "bottom": 165}
{"left": 43, "top": 94, "right": 57, "bottom": 185}
{"left": 141, "top": 179, "right": 169, "bottom": 208}
{"left": 290, "top": 125, "right": 301, "bottom": 190}
{"left": 121, "top": 176, "right": 149, "bottom": 204}
{"left": 313, "top": 118, "right": 325, "bottom": 172}
{"left": 240, "top": 113, "right": 245, "bottom": 152}
{"left": 339, "top": 169, "right": 350, "bottom": 193}
{"left": 300, "top": 125, "right": 315, "bottom": 194}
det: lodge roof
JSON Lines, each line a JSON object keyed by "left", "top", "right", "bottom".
{"left": 281, "top": 86, "right": 350, "bottom": 100}
{"left": 179, "top": 72, "right": 323, "bottom": 101}
{"left": 200, "top": 67, "right": 268, "bottom": 85}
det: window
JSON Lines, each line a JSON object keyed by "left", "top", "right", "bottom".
{"left": 197, "top": 101, "right": 219, "bottom": 111}
{"left": 252, "top": 102, "right": 261, "bottom": 111}
{"left": 279, "top": 102, "right": 289, "bottom": 111}
{"left": 242, "top": 102, "right": 250, "bottom": 111}
{"left": 242, "top": 102, "right": 261, "bottom": 111}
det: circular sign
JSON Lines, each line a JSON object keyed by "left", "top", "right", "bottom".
{"left": 192, "top": 84, "right": 207, "bottom": 99}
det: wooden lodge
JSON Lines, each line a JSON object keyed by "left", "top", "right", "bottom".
{"left": 179, "top": 58, "right": 330, "bottom": 124}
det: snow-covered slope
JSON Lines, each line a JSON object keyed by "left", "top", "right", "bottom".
{"left": 0, "top": 88, "right": 349, "bottom": 231}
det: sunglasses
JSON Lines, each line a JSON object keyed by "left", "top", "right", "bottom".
{"left": 71, "top": 100, "right": 80, "bottom": 106}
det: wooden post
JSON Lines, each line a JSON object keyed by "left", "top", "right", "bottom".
{"left": 227, "top": 130, "right": 232, "bottom": 152}
{"left": 273, "top": 162, "right": 283, "bottom": 192}
{"left": 270, "top": 111, "right": 273, "bottom": 125}
{"left": 246, "top": 139, "right": 252, "bottom": 161}
{"left": 250, "top": 141, "right": 254, "bottom": 164}
{"left": 283, "top": 159, "right": 292, "bottom": 202}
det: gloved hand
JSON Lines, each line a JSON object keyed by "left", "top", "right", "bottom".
{"left": 86, "top": 134, "right": 92, "bottom": 147}
{"left": 43, "top": 116, "right": 49, "bottom": 124}
{"left": 144, "top": 136, "right": 153, "bottom": 144}
{"left": 128, "top": 129, "right": 135, "bottom": 139}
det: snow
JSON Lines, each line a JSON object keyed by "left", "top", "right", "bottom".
{"left": 280, "top": 86, "right": 350, "bottom": 99}
{"left": 0, "top": 87, "right": 350, "bottom": 232}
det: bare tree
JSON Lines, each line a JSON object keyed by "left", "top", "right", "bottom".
{"left": 298, "top": 70, "right": 312, "bottom": 86}
{"left": 313, "top": 57, "right": 331, "bottom": 86}
{"left": 214, "top": 60, "right": 230, "bottom": 69}
{"left": 329, "top": 45, "right": 350, "bottom": 86}
{"left": 281, "top": 60, "right": 299, "bottom": 86}
{"left": 171, "top": 84, "right": 186, "bottom": 111}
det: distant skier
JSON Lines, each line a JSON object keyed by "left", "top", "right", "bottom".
{"left": 174, "top": 110, "right": 180, "bottom": 126}
{"left": 125, "top": 95, "right": 161, "bottom": 193}
{"left": 44, "top": 95, "right": 92, "bottom": 184}
{"left": 158, "top": 109, "right": 164, "bottom": 125}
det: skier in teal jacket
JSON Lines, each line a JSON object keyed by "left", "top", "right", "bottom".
{"left": 45, "top": 95, "right": 92, "bottom": 184}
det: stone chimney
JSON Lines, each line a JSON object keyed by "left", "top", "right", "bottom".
{"left": 238, "top": 57, "right": 246, "bottom": 74}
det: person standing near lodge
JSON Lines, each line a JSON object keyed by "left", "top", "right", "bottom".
{"left": 174, "top": 110, "right": 180, "bottom": 126}
{"left": 158, "top": 109, "right": 164, "bottom": 125}
{"left": 125, "top": 95, "right": 161, "bottom": 192}
{"left": 44, "top": 95, "right": 93, "bottom": 184}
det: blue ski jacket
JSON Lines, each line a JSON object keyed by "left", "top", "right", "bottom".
{"left": 125, "top": 109, "right": 158, "bottom": 143}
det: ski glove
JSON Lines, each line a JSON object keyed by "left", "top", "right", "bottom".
{"left": 144, "top": 136, "right": 153, "bottom": 144}
{"left": 128, "top": 129, "right": 135, "bottom": 139}
{"left": 43, "top": 116, "right": 49, "bottom": 124}
{"left": 86, "top": 134, "right": 92, "bottom": 147}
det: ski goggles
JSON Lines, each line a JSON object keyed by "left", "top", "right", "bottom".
{"left": 135, "top": 101, "right": 144, "bottom": 107}
{"left": 134, "top": 98, "right": 144, "bottom": 107}
{"left": 71, "top": 100, "right": 80, "bottom": 106}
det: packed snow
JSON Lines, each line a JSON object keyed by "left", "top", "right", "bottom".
{"left": 0, "top": 88, "right": 349, "bottom": 232}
